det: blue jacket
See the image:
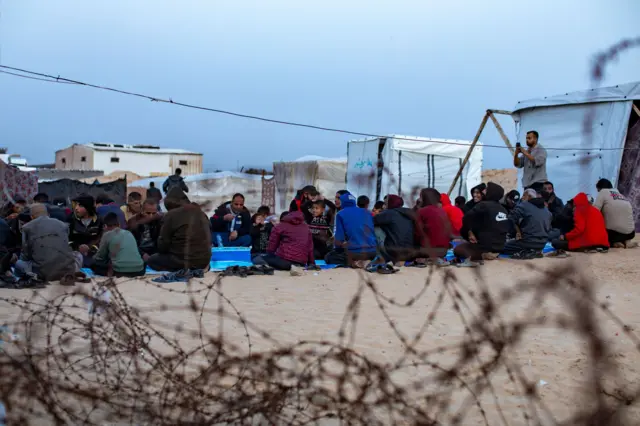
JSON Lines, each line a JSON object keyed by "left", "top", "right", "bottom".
{"left": 334, "top": 193, "right": 377, "bottom": 253}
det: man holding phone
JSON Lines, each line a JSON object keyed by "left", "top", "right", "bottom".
{"left": 514, "top": 130, "right": 548, "bottom": 194}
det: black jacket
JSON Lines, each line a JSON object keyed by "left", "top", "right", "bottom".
{"left": 210, "top": 202, "right": 252, "bottom": 237}
{"left": 250, "top": 218, "right": 274, "bottom": 254}
{"left": 373, "top": 207, "right": 416, "bottom": 255}
{"left": 545, "top": 194, "right": 565, "bottom": 229}
{"left": 68, "top": 214, "right": 103, "bottom": 250}
{"left": 146, "top": 186, "right": 163, "bottom": 202}
{"left": 129, "top": 213, "right": 163, "bottom": 254}
{"left": 461, "top": 182, "right": 509, "bottom": 252}
{"left": 554, "top": 200, "right": 575, "bottom": 234}
{"left": 508, "top": 198, "right": 552, "bottom": 245}
{"left": 162, "top": 175, "right": 189, "bottom": 194}
{"left": 463, "top": 183, "right": 487, "bottom": 213}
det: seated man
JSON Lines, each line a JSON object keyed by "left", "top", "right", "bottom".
{"left": 541, "top": 181, "right": 564, "bottom": 239}
{"left": 120, "top": 192, "right": 143, "bottom": 222}
{"left": 455, "top": 182, "right": 509, "bottom": 267}
{"left": 263, "top": 210, "right": 315, "bottom": 272}
{"left": 416, "top": 189, "right": 452, "bottom": 264}
{"left": 147, "top": 188, "right": 212, "bottom": 272}
{"left": 374, "top": 195, "right": 416, "bottom": 263}
{"left": 210, "top": 193, "right": 252, "bottom": 247}
{"left": 440, "top": 193, "right": 463, "bottom": 237}
{"left": 15, "top": 203, "right": 77, "bottom": 281}
{"left": 69, "top": 194, "right": 103, "bottom": 267}
{"left": 33, "top": 193, "right": 69, "bottom": 223}
{"left": 325, "top": 192, "right": 377, "bottom": 266}
{"left": 551, "top": 192, "right": 609, "bottom": 255}
{"left": 593, "top": 178, "right": 636, "bottom": 248}
{"left": 128, "top": 199, "right": 163, "bottom": 258}
{"left": 502, "top": 189, "right": 551, "bottom": 257}
{"left": 96, "top": 193, "right": 127, "bottom": 228}
{"left": 90, "top": 212, "right": 145, "bottom": 277}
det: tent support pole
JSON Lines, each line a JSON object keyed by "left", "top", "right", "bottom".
{"left": 448, "top": 111, "right": 490, "bottom": 196}
{"left": 489, "top": 111, "right": 515, "bottom": 156}
{"left": 487, "top": 109, "right": 512, "bottom": 116}
{"left": 633, "top": 103, "right": 640, "bottom": 118}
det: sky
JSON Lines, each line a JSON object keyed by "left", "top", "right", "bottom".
{"left": 1, "top": 0, "right": 639, "bottom": 172}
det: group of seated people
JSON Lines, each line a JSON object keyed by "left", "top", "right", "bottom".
{"left": 0, "top": 176, "right": 636, "bottom": 281}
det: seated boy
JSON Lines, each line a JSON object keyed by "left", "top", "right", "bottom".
{"left": 90, "top": 212, "right": 145, "bottom": 277}
{"left": 263, "top": 211, "right": 315, "bottom": 273}
{"left": 357, "top": 195, "right": 370, "bottom": 210}
{"left": 306, "top": 200, "right": 333, "bottom": 259}
{"left": 551, "top": 192, "right": 609, "bottom": 255}
{"left": 250, "top": 212, "right": 273, "bottom": 265}
{"left": 128, "top": 199, "right": 164, "bottom": 258}
{"left": 121, "top": 192, "right": 143, "bottom": 222}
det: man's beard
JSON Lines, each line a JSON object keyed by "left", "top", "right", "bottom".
{"left": 542, "top": 191, "right": 552, "bottom": 201}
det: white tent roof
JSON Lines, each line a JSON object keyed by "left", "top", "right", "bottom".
{"left": 513, "top": 81, "right": 640, "bottom": 112}
{"left": 289, "top": 155, "right": 347, "bottom": 163}
{"left": 349, "top": 135, "right": 481, "bottom": 159}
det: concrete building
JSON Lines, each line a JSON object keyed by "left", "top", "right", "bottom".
{"left": 55, "top": 143, "right": 203, "bottom": 177}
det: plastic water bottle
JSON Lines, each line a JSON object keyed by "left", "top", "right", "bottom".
{"left": 216, "top": 234, "right": 224, "bottom": 247}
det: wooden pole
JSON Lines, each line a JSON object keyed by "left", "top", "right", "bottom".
{"left": 489, "top": 111, "right": 515, "bottom": 155}
{"left": 487, "top": 109, "right": 512, "bottom": 116}
{"left": 448, "top": 111, "right": 490, "bottom": 196}
{"left": 633, "top": 103, "right": 640, "bottom": 118}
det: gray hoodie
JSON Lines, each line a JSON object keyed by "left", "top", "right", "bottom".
{"left": 508, "top": 198, "right": 552, "bottom": 245}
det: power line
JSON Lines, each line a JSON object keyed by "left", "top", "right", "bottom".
{"left": 0, "top": 64, "right": 631, "bottom": 152}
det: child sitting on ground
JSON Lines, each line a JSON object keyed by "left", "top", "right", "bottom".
{"left": 305, "top": 200, "right": 333, "bottom": 259}
{"left": 250, "top": 212, "right": 274, "bottom": 265}
{"left": 263, "top": 211, "right": 315, "bottom": 274}
{"left": 91, "top": 212, "right": 146, "bottom": 277}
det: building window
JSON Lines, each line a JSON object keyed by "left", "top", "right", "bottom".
{"left": 110, "top": 157, "right": 120, "bottom": 163}
{"left": 179, "top": 160, "right": 188, "bottom": 166}
{"left": 61, "top": 158, "right": 66, "bottom": 164}
{"left": 81, "top": 156, "right": 86, "bottom": 162}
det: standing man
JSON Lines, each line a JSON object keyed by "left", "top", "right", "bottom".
{"left": 514, "top": 130, "right": 548, "bottom": 194}
{"left": 162, "top": 168, "right": 189, "bottom": 194}
{"left": 146, "top": 182, "right": 163, "bottom": 208}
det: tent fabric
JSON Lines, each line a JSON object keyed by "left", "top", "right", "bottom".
{"left": 346, "top": 136, "right": 482, "bottom": 204}
{"left": 131, "top": 172, "right": 268, "bottom": 216}
{"left": 513, "top": 81, "right": 640, "bottom": 112}
{"left": 38, "top": 178, "right": 128, "bottom": 205}
{"left": 512, "top": 101, "right": 632, "bottom": 203}
{"left": 0, "top": 159, "right": 39, "bottom": 204}
{"left": 618, "top": 116, "right": 640, "bottom": 231}
{"left": 272, "top": 159, "right": 347, "bottom": 212}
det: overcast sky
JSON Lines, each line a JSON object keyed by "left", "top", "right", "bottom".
{"left": 1, "top": 0, "right": 639, "bottom": 171}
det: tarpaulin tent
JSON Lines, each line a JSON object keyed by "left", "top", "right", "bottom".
{"left": 346, "top": 136, "right": 482, "bottom": 204}
{"left": 0, "top": 159, "right": 39, "bottom": 204}
{"left": 38, "top": 178, "right": 128, "bottom": 205}
{"left": 131, "top": 171, "right": 270, "bottom": 216}
{"left": 512, "top": 81, "right": 640, "bottom": 229}
{"left": 273, "top": 156, "right": 347, "bottom": 213}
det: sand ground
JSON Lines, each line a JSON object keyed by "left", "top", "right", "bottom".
{"left": 1, "top": 247, "right": 640, "bottom": 425}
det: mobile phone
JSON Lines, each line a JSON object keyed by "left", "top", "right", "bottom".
{"left": 516, "top": 142, "right": 521, "bottom": 148}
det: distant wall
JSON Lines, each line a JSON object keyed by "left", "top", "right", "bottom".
{"left": 481, "top": 168, "right": 518, "bottom": 192}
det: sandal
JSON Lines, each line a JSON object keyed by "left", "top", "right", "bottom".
{"left": 74, "top": 272, "right": 91, "bottom": 283}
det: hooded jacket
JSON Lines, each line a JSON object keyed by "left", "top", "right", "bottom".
{"left": 68, "top": 196, "right": 103, "bottom": 251}
{"left": 508, "top": 197, "right": 552, "bottom": 246}
{"left": 157, "top": 187, "right": 211, "bottom": 268}
{"left": 417, "top": 189, "right": 451, "bottom": 250}
{"left": 21, "top": 216, "right": 77, "bottom": 281}
{"left": 565, "top": 192, "right": 609, "bottom": 250}
{"left": 210, "top": 201, "right": 252, "bottom": 236}
{"left": 162, "top": 174, "right": 189, "bottom": 194}
{"left": 463, "top": 183, "right": 487, "bottom": 213}
{"left": 374, "top": 206, "right": 416, "bottom": 256}
{"left": 440, "top": 194, "right": 463, "bottom": 235}
{"left": 334, "top": 193, "right": 377, "bottom": 253}
{"left": 267, "top": 211, "right": 315, "bottom": 264}
{"left": 461, "top": 182, "right": 509, "bottom": 252}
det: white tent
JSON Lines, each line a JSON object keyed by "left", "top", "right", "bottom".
{"left": 273, "top": 156, "right": 347, "bottom": 212}
{"left": 130, "top": 171, "right": 270, "bottom": 216}
{"left": 511, "top": 81, "right": 640, "bottom": 206}
{"left": 346, "top": 135, "right": 483, "bottom": 203}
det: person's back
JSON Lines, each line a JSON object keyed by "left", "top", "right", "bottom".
{"left": 267, "top": 211, "right": 314, "bottom": 264}
{"left": 462, "top": 182, "right": 509, "bottom": 252}
{"left": 96, "top": 228, "right": 145, "bottom": 273}
{"left": 593, "top": 187, "right": 634, "bottom": 234}
{"left": 22, "top": 213, "right": 76, "bottom": 281}
{"left": 374, "top": 198, "right": 415, "bottom": 256}
{"left": 566, "top": 192, "right": 609, "bottom": 250}
{"left": 334, "top": 193, "right": 377, "bottom": 254}
{"left": 158, "top": 187, "right": 211, "bottom": 267}
{"left": 162, "top": 169, "right": 189, "bottom": 194}
{"left": 147, "top": 184, "right": 162, "bottom": 203}
{"left": 508, "top": 196, "right": 551, "bottom": 245}
{"left": 440, "top": 193, "right": 463, "bottom": 236}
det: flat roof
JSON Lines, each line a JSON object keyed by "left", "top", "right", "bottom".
{"left": 59, "top": 143, "right": 202, "bottom": 155}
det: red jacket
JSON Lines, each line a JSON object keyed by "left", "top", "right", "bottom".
{"left": 267, "top": 211, "right": 315, "bottom": 264}
{"left": 440, "top": 194, "right": 463, "bottom": 236}
{"left": 565, "top": 192, "right": 609, "bottom": 250}
{"left": 416, "top": 205, "right": 451, "bottom": 249}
